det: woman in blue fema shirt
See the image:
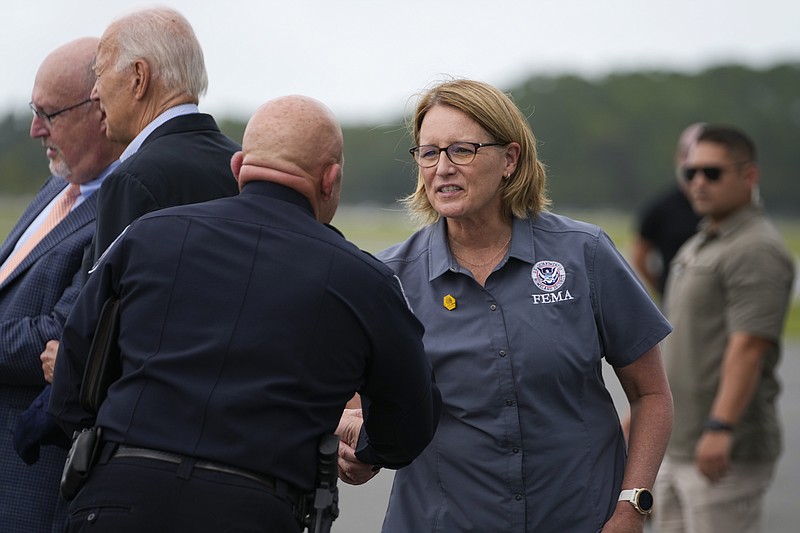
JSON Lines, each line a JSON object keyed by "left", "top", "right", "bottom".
{"left": 373, "top": 79, "right": 673, "bottom": 532}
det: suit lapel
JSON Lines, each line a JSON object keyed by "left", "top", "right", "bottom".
{"left": 0, "top": 182, "right": 97, "bottom": 287}
{"left": 18, "top": 193, "right": 97, "bottom": 268}
{"left": 0, "top": 176, "right": 66, "bottom": 264}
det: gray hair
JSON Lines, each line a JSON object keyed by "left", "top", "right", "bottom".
{"left": 111, "top": 7, "right": 208, "bottom": 98}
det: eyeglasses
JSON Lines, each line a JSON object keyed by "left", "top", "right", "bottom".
{"left": 29, "top": 98, "right": 93, "bottom": 125}
{"left": 409, "top": 142, "right": 507, "bottom": 168}
{"left": 682, "top": 161, "right": 750, "bottom": 182}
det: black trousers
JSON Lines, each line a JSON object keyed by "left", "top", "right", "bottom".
{"left": 65, "top": 452, "right": 301, "bottom": 532}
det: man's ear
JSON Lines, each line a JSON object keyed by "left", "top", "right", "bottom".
{"left": 744, "top": 161, "right": 759, "bottom": 186}
{"left": 131, "top": 59, "right": 150, "bottom": 100}
{"left": 230, "top": 151, "right": 244, "bottom": 186}
{"left": 320, "top": 162, "right": 342, "bottom": 201}
{"left": 317, "top": 162, "right": 343, "bottom": 223}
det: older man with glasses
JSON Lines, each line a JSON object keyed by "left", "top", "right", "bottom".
{"left": 30, "top": 98, "right": 93, "bottom": 126}
{"left": 1, "top": 37, "right": 123, "bottom": 532}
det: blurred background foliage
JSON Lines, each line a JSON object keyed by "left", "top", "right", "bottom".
{"left": 3, "top": 63, "right": 799, "bottom": 214}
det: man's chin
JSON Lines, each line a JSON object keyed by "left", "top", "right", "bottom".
{"left": 49, "top": 161, "right": 70, "bottom": 180}
{"left": 104, "top": 127, "right": 126, "bottom": 144}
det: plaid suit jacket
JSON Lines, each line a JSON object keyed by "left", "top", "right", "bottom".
{"left": 0, "top": 175, "right": 97, "bottom": 532}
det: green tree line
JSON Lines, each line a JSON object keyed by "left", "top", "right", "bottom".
{"left": 3, "top": 63, "right": 799, "bottom": 214}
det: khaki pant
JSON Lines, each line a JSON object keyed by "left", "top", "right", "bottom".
{"left": 654, "top": 456, "right": 775, "bottom": 533}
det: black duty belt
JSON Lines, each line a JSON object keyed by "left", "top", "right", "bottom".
{"left": 112, "top": 445, "right": 307, "bottom": 515}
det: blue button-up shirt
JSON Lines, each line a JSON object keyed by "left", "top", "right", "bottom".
{"left": 378, "top": 211, "right": 671, "bottom": 532}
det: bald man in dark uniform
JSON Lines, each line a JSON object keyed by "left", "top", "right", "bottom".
{"left": 50, "top": 95, "right": 442, "bottom": 533}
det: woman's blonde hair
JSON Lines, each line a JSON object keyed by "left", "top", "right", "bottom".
{"left": 402, "top": 78, "right": 549, "bottom": 226}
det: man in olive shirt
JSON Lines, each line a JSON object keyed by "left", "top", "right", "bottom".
{"left": 656, "top": 125, "right": 795, "bottom": 533}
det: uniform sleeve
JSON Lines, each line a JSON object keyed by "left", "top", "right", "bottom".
{"left": 591, "top": 231, "right": 672, "bottom": 367}
{"left": 49, "top": 235, "right": 125, "bottom": 434}
{"left": 355, "top": 273, "right": 442, "bottom": 469}
{"left": 721, "top": 240, "right": 795, "bottom": 341}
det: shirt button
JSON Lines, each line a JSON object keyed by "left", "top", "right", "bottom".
{"left": 499, "top": 350, "right": 506, "bottom": 357}
{"left": 515, "top": 493, "right": 523, "bottom": 501}
{"left": 505, "top": 399, "right": 513, "bottom": 406}
{"left": 512, "top": 447, "right": 520, "bottom": 453}
{"left": 490, "top": 304, "right": 497, "bottom": 311}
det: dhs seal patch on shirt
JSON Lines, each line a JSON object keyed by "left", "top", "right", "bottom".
{"left": 532, "top": 260, "right": 566, "bottom": 292}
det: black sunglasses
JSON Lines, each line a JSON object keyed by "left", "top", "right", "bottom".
{"left": 682, "top": 161, "right": 750, "bottom": 182}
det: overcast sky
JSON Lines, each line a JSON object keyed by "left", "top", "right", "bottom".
{"left": 3, "top": 0, "right": 798, "bottom": 124}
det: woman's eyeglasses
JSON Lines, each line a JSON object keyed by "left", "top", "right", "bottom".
{"left": 409, "top": 142, "right": 507, "bottom": 168}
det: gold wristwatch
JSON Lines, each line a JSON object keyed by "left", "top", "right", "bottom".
{"left": 618, "top": 488, "right": 654, "bottom": 515}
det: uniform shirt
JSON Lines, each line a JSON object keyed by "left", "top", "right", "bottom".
{"left": 378, "top": 212, "right": 671, "bottom": 532}
{"left": 663, "top": 205, "right": 794, "bottom": 461}
{"left": 50, "top": 181, "right": 441, "bottom": 491}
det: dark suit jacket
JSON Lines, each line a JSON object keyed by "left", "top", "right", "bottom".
{"left": 0, "top": 176, "right": 96, "bottom": 532}
{"left": 91, "top": 113, "right": 240, "bottom": 263}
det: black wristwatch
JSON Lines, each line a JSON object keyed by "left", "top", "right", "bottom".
{"left": 704, "top": 417, "right": 735, "bottom": 432}
{"left": 618, "top": 488, "right": 654, "bottom": 515}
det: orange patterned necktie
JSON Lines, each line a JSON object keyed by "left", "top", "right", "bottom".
{"left": 0, "top": 183, "right": 81, "bottom": 284}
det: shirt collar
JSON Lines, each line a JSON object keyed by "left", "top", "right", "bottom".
{"left": 119, "top": 103, "right": 200, "bottom": 162}
{"left": 699, "top": 204, "right": 761, "bottom": 240}
{"left": 427, "top": 215, "right": 536, "bottom": 281}
{"left": 78, "top": 159, "right": 121, "bottom": 197}
{"left": 240, "top": 181, "right": 315, "bottom": 217}
{"left": 427, "top": 218, "right": 452, "bottom": 281}
{"left": 509, "top": 215, "right": 536, "bottom": 264}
